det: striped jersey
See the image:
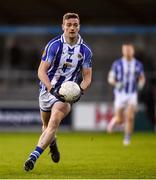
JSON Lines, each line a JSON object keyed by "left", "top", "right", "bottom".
{"left": 110, "top": 57, "right": 144, "bottom": 94}
{"left": 39, "top": 34, "right": 92, "bottom": 93}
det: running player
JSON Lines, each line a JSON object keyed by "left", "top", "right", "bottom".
{"left": 24, "top": 12, "right": 92, "bottom": 171}
{"left": 107, "top": 43, "right": 145, "bottom": 145}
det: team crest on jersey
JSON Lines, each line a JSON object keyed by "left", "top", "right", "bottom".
{"left": 77, "top": 53, "right": 83, "bottom": 60}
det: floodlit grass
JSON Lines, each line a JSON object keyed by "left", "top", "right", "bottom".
{"left": 0, "top": 132, "right": 156, "bottom": 179}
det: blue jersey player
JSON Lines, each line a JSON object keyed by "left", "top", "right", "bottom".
{"left": 107, "top": 43, "right": 145, "bottom": 145}
{"left": 24, "top": 13, "right": 92, "bottom": 171}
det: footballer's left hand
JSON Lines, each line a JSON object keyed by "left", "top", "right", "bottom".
{"left": 50, "top": 86, "right": 65, "bottom": 102}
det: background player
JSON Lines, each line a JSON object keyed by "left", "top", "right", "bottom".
{"left": 24, "top": 12, "right": 92, "bottom": 171}
{"left": 107, "top": 43, "right": 145, "bottom": 145}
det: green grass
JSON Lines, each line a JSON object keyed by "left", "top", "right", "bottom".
{"left": 0, "top": 132, "right": 156, "bottom": 179}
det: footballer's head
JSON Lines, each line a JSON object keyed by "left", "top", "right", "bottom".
{"left": 62, "top": 13, "right": 80, "bottom": 39}
{"left": 122, "top": 43, "right": 135, "bottom": 60}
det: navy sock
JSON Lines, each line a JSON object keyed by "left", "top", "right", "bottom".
{"left": 30, "top": 146, "right": 44, "bottom": 161}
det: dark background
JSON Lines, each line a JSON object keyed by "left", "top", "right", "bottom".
{"left": 1, "top": 0, "right": 156, "bottom": 25}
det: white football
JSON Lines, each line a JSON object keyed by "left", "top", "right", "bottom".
{"left": 59, "top": 81, "right": 81, "bottom": 102}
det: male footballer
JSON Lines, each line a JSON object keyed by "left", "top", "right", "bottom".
{"left": 107, "top": 43, "right": 145, "bottom": 145}
{"left": 24, "top": 12, "right": 92, "bottom": 171}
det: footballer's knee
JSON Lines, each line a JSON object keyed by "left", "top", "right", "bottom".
{"left": 42, "top": 125, "right": 47, "bottom": 132}
{"left": 127, "top": 114, "right": 134, "bottom": 123}
{"left": 40, "top": 111, "right": 51, "bottom": 132}
{"left": 41, "top": 120, "right": 49, "bottom": 132}
{"left": 127, "top": 107, "right": 135, "bottom": 122}
{"left": 115, "top": 112, "right": 124, "bottom": 124}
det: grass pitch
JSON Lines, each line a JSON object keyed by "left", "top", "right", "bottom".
{"left": 0, "top": 131, "right": 156, "bottom": 179}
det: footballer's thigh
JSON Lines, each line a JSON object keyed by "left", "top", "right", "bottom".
{"left": 114, "top": 94, "right": 126, "bottom": 124}
{"left": 114, "top": 107, "right": 125, "bottom": 124}
{"left": 39, "top": 91, "right": 62, "bottom": 131}
{"left": 49, "top": 101, "right": 71, "bottom": 128}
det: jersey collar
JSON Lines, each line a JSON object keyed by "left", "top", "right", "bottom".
{"left": 122, "top": 57, "right": 135, "bottom": 63}
{"left": 61, "top": 34, "right": 83, "bottom": 46}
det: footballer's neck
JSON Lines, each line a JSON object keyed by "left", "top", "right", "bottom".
{"left": 127, "top": 57, "right": 133, "bottom": 61}
{"left": 123, "top": 56, "right": 134, "bottom": 61}
{"left": 65, "top": 36, "right": 79, "bottom": 46}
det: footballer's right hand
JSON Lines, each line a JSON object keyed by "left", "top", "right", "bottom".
{"left": 49, "top": 87, "right": 65, "bottom": 102}
{"left": 115, "top": 82, "right": 124, "bottom": 91}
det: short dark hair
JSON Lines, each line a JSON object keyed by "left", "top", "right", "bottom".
{"left": 63, "top": 13, "right": 80, "bottom": 23}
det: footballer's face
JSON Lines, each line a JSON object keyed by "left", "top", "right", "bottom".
{"left": 122, "top": 45, "right": 135, "bottom": 60}
{"left": 62, "top": 18, "right": 80, "bottom": 39}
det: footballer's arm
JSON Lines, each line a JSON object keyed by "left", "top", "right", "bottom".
{"left": 107, "top": 70, "right": 124, "bottom": 90}
{"left": 80, "top": 67, "right": 92, "bottom": 91}
{"left": 138, "top": 74, "right": 146, "bottom": 90}
{"left": 38, "top": 61, "right": 52, "bottom": 92}
{"left": 108, "top": 70, "right": 116, "bottom": 86}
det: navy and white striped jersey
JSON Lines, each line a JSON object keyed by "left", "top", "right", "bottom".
{"left": 110, "top": 58, "right": 144, "bottom": 94}
{"left": 40, "top": 34, "right": 92, "bottom": 93}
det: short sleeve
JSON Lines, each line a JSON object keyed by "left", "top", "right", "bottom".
{"left": 111, "top": 61, "right": 117, "bottom": 73}
{"left": 41, "top": 41, "right": 59, "bottom": 64}
{"left": 82, "top": 48, "right": 93, "bottom": 68}
{"left": 135, "top": 61, "right": 145, "bottom": 77}
{"left": 107, "top": 61, "right": 116, "bottom": 80}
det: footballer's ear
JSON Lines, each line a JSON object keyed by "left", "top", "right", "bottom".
{"left": 62, "top": 24, "right": 64, "bottom": 31}
{"left": 78, "top": 24, "right": 80, "bottom": 31}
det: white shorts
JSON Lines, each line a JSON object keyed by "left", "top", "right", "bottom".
{"left": 39, "top": 91, "right": 59, "bottom": 112}
{"left": 114, "top": 93, "right": 138, "bottom": 111}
